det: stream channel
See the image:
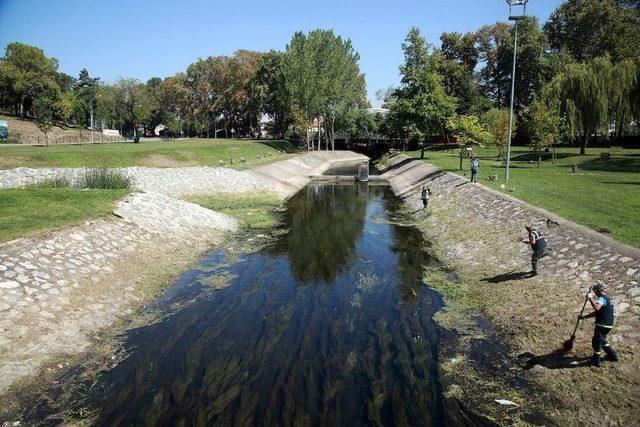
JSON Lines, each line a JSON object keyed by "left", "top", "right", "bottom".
{"left": 25, "top": 182, "right": 490, "bottom": 426}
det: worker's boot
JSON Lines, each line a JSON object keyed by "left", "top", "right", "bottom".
{"left": 591, "top": 353, "right": 601, "bottom": 367}
{"left": 603, "top": 347, "right": 619, "bottom": 362}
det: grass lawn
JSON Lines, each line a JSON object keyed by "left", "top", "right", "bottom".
{"left": 0, "top": 138, "right": 300, "bottom": 169}
{"left": 0, "top": 188, "right": 129, "bottom": 243}
{"left": 188, "top": 192, "right": 283, "bottom": 230}
{"left": 408, "top": 145, "right": 640, "bottom": 248}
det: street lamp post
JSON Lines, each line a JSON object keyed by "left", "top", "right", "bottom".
{"left": 505, "top": 0, "right": 529, "bottom": 182}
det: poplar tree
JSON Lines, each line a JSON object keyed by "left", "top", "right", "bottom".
{"left": 389, "top": 27, "right": 456, "bottom": 147}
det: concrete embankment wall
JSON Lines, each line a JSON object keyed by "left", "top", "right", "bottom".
{"left": 0, "top": 150, "right": 368, "bottom": 393}
{"left": 381, "top": 154, "right": 640, "bottom": 349}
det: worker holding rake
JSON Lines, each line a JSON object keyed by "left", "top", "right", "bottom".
{"left": 525, "top": 225, "right": 548, "bottom": 277}
{"left": 578, "top": 283, "right": 619, "bottom": 367}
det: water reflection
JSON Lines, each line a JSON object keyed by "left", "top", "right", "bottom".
{"left": 268, "top": 184, "right": 368, "bottom": 284}
{"left": 87, "top": 184, "right": 444, "bottom": 426}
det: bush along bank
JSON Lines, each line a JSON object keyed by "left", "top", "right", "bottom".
{"left": 381, "top": 154, "right": 640, "bottom": 425}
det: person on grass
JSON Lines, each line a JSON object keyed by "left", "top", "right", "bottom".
{"left": 578, "top": 283, "right": 618, "bottom": 367}
{"left": 471, "top": 157, "right": 479, "bottom": 183}
{"left": 525, "top": 225, "right": 548, "bottom": 277}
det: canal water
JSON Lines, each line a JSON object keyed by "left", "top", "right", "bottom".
{"left": 81, "top": 184, "right": 448, "bottom": 425}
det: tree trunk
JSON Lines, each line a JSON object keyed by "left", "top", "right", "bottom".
{"left": 19, "top": 95, "right": 26, "bottom": 118}
{"left": 324, "top": 115, "right": 329, "bottom": 150}
{"left": 537, "top": 155, "right": 541, "bottom": 168}
{"left": 580, "top": 133, "right": 588, "bottom": 155}
{"left": 331, "top": 116, "right": 335, "bottom": 150}
{"left": 317, "top": 117, "right": 321, "bottom": 151}
{"left": 552, "top": 146, "right": 556, "bottom": 164}
{"left": 214, "top": 119, "right": 217, "bottom": 139}
{"left": 459, "top": 151, "right": 463, "bottom": 171}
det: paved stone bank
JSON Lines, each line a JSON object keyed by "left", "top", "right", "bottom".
{"left": 114, "top": 192, "right": 239, "bottom": 237}
{"left": 381, "top": 154, "right": 640, "bottom": 338}
{"left": 381, "top": 154, "right": 640, "bottom": 423}
{"left": 0, "top": 150, "right": 367, "bottom": 393}
{"left": 0, "top": 151, "right": 369, "bottom": 198}
{"left": 0, "top": 166, "right": 269, "bottom": 196}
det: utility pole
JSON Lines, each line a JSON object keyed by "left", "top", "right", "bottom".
{"left": 505, "top": 0, "right": 529, "bottom": 182}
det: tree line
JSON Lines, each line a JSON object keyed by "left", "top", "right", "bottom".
{"left": 1, "top": 0, "right": 639, "bottom": 153}
{"left": 0, "top": 29, "right": 367, "bottom": 145}
{"left": 383, "top": 0, "right": 640, "bottom": 157}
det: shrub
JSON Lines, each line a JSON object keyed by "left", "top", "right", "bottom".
{"left": 34, "top": 176, "right": 72, "bottom": 189}
{"left": 377, "top": 154, "right": 391, "bottom": 169}
{"left": 79, "top": 167, "right": 131, "bottom": 189}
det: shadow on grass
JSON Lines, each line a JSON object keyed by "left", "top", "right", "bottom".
{"left": 481, "top": 271, "right": 533, "bottom": 283}
{"left": 600, "top": 181, "right": 640, "bottom": 186}
{"left": 517, "top": 349, "right": 591, "bottom": 370}
{"left": 511, "top": 152, "right": 574, "bottom": 162}
{"left": 579, "top": 157, "right": 640, "bottom": 173}
{"left": 255, "top": 139, "right": 302, "bottom": 153}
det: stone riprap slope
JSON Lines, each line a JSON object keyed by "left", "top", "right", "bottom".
{"left": 0, "top": 166, "right": 270, "bottom": 196}
{"left": 0, "top": 150, "right": 368, "bottom": 394}
{"left": 114, "top": 192, "right": 239, "bottom": 237}
{"left": 0, "top": 151, "right": 368, "bottom": 197}
{"left": 381, "top": 154, "right": 640, "bottom": 424}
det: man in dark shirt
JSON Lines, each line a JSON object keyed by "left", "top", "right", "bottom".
{"left": 526, "top": 225, "right": 548, "bottom": 277}
{"left": 579, "top": 283, "right": 618, "bottom": 367}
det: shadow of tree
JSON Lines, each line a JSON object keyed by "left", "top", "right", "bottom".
{"left": 255, "top": 139, "right": 302, "bottom": 153}
{"left": 511, "top": 152, "right": 574, "bottom": 162}
{"left": 578, "top": 156, "right": 640, "bottom": 173}
{"left": 600, "top": 181, "right": 640, "bottom": 186}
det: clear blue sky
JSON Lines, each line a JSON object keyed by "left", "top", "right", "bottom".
{"left": 0, "top": 0, "right": 563, "bottom": 106}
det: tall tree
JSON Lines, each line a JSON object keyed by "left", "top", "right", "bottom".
{"left": 523, "top": 98, "right": 563, "bottom": 167}
{"left": 481, "top": 108, "right": 511, "bottom": 159}
{"left": 113, "top": 78, "right": 152, "bottom": 142}
{"left": 251, "top": 50, "right": 291, "bottom": 137}
{"left": 609, "top": 60, "right": 637, "bottom": 139}
{"left": 33, "top": 84, "right": 60, "bottom": 146}
{"left": 0, "top": 42, "right": 59, "bottom": 117}
{"left": 546, "top": 56, "right": 612, "bottom": 155}
{"left": 448, "top": 114, "right": 492, "bottom": 170}
{"left": 157, "top": 73, "right": 190, "bottom": 136}
{"left": 283, "top": 29, "right": 366, "bottom": 150}
{"left": 75, "top": 68, "right": 100, "bottom": 130}
{"left": 388, "top": 27, "right": 456, "bottom": 147}
{"left": 544, "top": 0, "right": 640, "bottom": 63}
{"left": 476, "top": 18, "right": 546, "bottom": 111}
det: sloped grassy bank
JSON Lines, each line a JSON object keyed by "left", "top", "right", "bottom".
{"left": 384, "top": 205, "right": 552, "bottom": 426}
{"left": 400, "top": 193, "right": 637, "bottom": 425}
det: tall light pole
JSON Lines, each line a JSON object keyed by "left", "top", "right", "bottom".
{"left": 504, "top": 0, "right": 529, "bottom": 182}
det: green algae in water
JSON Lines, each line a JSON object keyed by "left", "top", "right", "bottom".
{"left": 25, "top": 184, "right": 451, "bottom": 426}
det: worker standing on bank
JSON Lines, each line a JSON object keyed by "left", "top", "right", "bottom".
{"left": 525, "top": 225, "right": 548, "bottom": 277}
{"left": 471, "top": 157, "right": 479, "bottom": 183}
{"left": 421, "top": 186, "right": 431, "bottom": 209}
{"left": 579, "top": 283, "right": 618, "bottom": 367}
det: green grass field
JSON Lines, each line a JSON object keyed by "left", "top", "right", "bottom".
{"left": 409, "top": 145, "right": 640, "bottom": 248}
{"left": 0, "top": 188, "right": 129, "bottom": 242}
{"left": 188, "top": 192, "right": 283, "bottom": 230}
{"left": 0, "top": 138, "right": 300, "bottom": 169}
